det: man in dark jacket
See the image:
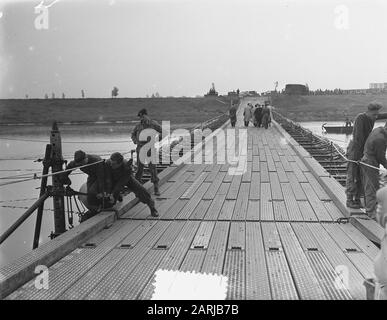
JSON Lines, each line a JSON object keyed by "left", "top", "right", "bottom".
{"left": 61, "top": 150, "right": 106, "bottom": 211}
{"left": 254, "top": 104, "right": 263, "bottom": 128}
{"left": 131, "top": 108, "right": 162, "bottom": 196}
{"left": 346, "top": 102, "right": 383, "bottom": 208}
{"left": 105, "top": 152, "right": 158, "bottom": 217}
{"left": 360, "top": 123, "right": 387, "bottom": 219}
{"left": 229, "top": 103, "right": 237, "bottom": 127}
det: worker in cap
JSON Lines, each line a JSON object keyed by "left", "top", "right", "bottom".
{"left": 346, "top": 102, "right": 384, "bottom": 209}
{"left": 360, "top": 122, "right": 387, "bottom": 218}
{"left": 61, "top": 150, "right": 107, "bottom": 219}
{"left": 105, "top": 152, "right": 158, "bottom": 217}
{"left": 131, "top": 108, "right": 162, "bottom": 196}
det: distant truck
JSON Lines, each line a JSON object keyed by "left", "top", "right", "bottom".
{"left": 284, "top": 84, "right": 309, "bottom": 95}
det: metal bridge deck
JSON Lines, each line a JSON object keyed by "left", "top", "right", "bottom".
{"left": 4, "top": 100, "right": 378, "bottom": 300}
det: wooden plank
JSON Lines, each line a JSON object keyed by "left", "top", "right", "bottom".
{"left": 301, "top": 183, "right": 333, "bottom": 222}
{"left": 260, "top": 183, "right": 274, "bottom": 221}
{"left": 179, "top": 250, "right": 206, "bottom": 272}
{"left": 191, "top": 221, "right": 216, "bottom": 249}
{"left": 180, "top": 172, "right": 208, "bottom": 199}
{"left": 203, "top": 171, "right": 226, "bottom": 200}
{"left": 246, "top": 200, "right": 260, "bottom": 221}
{"left": 290, "top": 222, "right": 321, "bottom": 251}
{"left": 162, "top": 199, "right": 189, "bottom": 220}
{"left": 223, "top": 251, "right": 245, "bottom": 300}
{"left": 119, "top": 220, "right": 158, "bottom": 248}
{"left": 350, "top": 217, "right": 384, "bottom": 245}
{"left": 339, "top": 224, "right": 380, "bottom": 261}
{"left": 280, "top": 156, "right": 292, "bottom": 172}
{"left": 154, "top": 221, "right": 186, "bottom": 249}
{"left": 242, "top": 161, "right": 252, "bottom": 182}
{"left": 201, "top": 222, "right": 230, "bottom": 275}
{"left": 249, "top": 172, "right": 260, "bottom": 200}
{"left": 290, "top": 162, "right": 308, "bottom": 182}
{"left": 304, "top": 172, "right": 330, "bottom": 201}
{"left": 252, "top": 156, "right": 260, "bottom": 171}
{"left": 176, "top": 183, "right": 211, "bottom": 220}
{"left": 204, "top": 164, "right": 222, "bottom": 182}
{"left": 218, "top": 200, "right": 236, "bottom": 220}
{"left": 286, "top": 172, "right": 307, "bottom": 200}
{"left": 307, "top": 251, "right": 352, "bottom": 300}
{"left": 273, "top": 201, "right": 288, "bottom": 221}
{"left": 306, "top": 223, "right": 367, "bottom": 300}
{"left": 232, "top": 183, "right": 249, "bottom": 220}
{"left": 226, "top": 174, "right": 242, "bottom": 200}
{"left": 322, "top": 223, "right": 362, "bottom": 253}
{"left": 297, "top": 201, "right": 318, "bottom": 222}
{"left": 227, "top": 222, "right": 246, "bottom": 250}
{"left": 294, "top": 156, "right": 309, "bottom": 172}
{"left": 304, "top": 157, "right": 330, "bottom": 177}
{"left": 281, "top": 183, "right": 304, "bottom": 222}
{"left": 261, "top": 222, "right": 282, "bottom": 250}
{"left": 260, "top": 162, "right": 269, "bottom": 182}
{"left": 189, "top": 200, "right": 212, "bottom": 220}
{"left": 276, "top": 222, "right": 326, "bottom": 299}
{"left": 245, "top": 223, "right": 271, "bottom": 299}
{"left": 323, "top": 201, "right": 344, "bottom": 220}
{"left": 266, "top": 155, "right": 276, "bottom": 172}
{"left": 269, "top": 172, "right": 283, "bottom": 200}
{"left": 275, "top": 161, "right": 289, "bottom": 183}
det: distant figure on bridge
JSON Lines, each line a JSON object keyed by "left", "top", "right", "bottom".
{"left": 61, "top": 150, "right": 108, "bottom": 221}
{"left": 131, "top": 108, "right": 162, "bottom": 196}
{"left": 105, "top": 152, "right": 158, "bottom": 217}
{"left": 243, "top": 103, "right": 253, "bottom": 127}
{"left": 360, "top": 123, "right": 387, "bottom": 219}
{"left": 345, "top": 118, "right": 352, "bottom": 128}
{"left": 254, "top": 104, "right": 263, "bottom": 128}
{"left": 229, "top": 103, "right": 237, "bottom": 127}
{"left": 261, "top": 105, "right": 271, "bottom": 129}
{"left": 374, "top": 186, "right": 387, "bottom": 299}
{"left": 346, "top": 102, "right": 383, "bottom": 209}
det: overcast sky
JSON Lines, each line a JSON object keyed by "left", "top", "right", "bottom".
{"left": 0, "top": 0, "right": 386, "bottom": 98}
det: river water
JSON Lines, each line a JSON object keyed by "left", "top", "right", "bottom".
{"left": 0, "top": 120, "right": 386, "bottom": 268}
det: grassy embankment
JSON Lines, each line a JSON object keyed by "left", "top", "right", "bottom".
{"left": 0, "top": 96, "right": 237, "bottom": 135}
{"left": 271, "top": 93, "right": 387, "bottom": 122}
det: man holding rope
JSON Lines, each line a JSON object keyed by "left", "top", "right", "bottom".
{"left": 346, "top": 102, "right": 383, "bottom": 209}
{"left": 360, "top": 123, "right": 387, "bottom": 219}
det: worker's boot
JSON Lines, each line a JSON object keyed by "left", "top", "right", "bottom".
{"left": 346, "top": 199, "right": 360, "bottom": 209}
{"left": 354, "top": 198, "right": 363, "bottom": 208}
{"left": 149, "top": 205, "right": 159, "bottom": 217}
{"left": 154, "top": 182, "right": 160, "bottom": 196}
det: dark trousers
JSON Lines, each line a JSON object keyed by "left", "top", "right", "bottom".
{"left": 111, "top": 175, "right": 154, "bottom": 207}
{"left": 230, "top": 117, "right": 236, "bottom": 127}
{"left": 135, "top": 147, "right": 159, "bottom": 184}
{"left": 361, "top": 159, "right": 380, "bottom": 214}
{"left": 86, "top": 177, "right": 100, "bottom": 207}
{"left": 346, "top": 161, "right": 362, "bottom": 200}
{"left": 244, "top": 121, "right": 249, "bottom": 127}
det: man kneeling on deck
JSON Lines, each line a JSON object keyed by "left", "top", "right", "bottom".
{"left": 105, "top": 152, "right": 158, "bottom": 217}
{"left": 360, "top": 122, "right": 387, "bottom": 219}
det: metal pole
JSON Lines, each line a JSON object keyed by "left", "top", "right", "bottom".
{"left": 32, "top": 144, "right": 52, "bottom": 249}
{"left": 50, "top": 121, "right": 66, "bottom": 237}
{"left": 0, "top": 193, "right": 50, "bottom": 245}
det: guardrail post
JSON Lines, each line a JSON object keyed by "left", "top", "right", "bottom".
{"left": 32, "top": 144, "right": 52, "bottom": 249}
{"left": 50, "top": 121, "right": 66, "bottom": 237}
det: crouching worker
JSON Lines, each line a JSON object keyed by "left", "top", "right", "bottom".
{"left": 374, "top": 186, "right": 387, "bottom": 299}
{"left": 105, "top": 152, "right": 159, "bottom": 217}
{"left": 61, "top": 150, "right": 110, "bottom": 222}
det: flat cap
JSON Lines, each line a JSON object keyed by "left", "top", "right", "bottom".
{"left": 74, "top": 150, "right": 86, "bottom": 163}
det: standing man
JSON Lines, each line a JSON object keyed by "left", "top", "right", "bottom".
{"left": 254, "top": 104, "right": 263, "bottom": 128}
{"left": 360, "top": 123, "right": 387, "bottom": 219}
{"left": 229, "top": 102, "right": 237, "bottom": 128}
{"left": 105, "top": 152, "right": 158, "bottom": 217}
{"left": 346, "top": 102, "right": 383, "bottom": 209}
{"left": 261, "top": 105, "right": 271, "bottom": 129}
{"left": 243, "top": 103, "right": 252, "bottom": 127}
{"left": 131, "top": 108, "right": 162, "bottom": 196}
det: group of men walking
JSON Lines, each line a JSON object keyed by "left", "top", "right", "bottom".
{"left": 346, "top": 102, "right": 387, "bottom": 220}
{"left": 61, "top": 108, "right": 161, "bottom": 221}
{"left": 243, "top": 102, "right": 271, "bottom": 129}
